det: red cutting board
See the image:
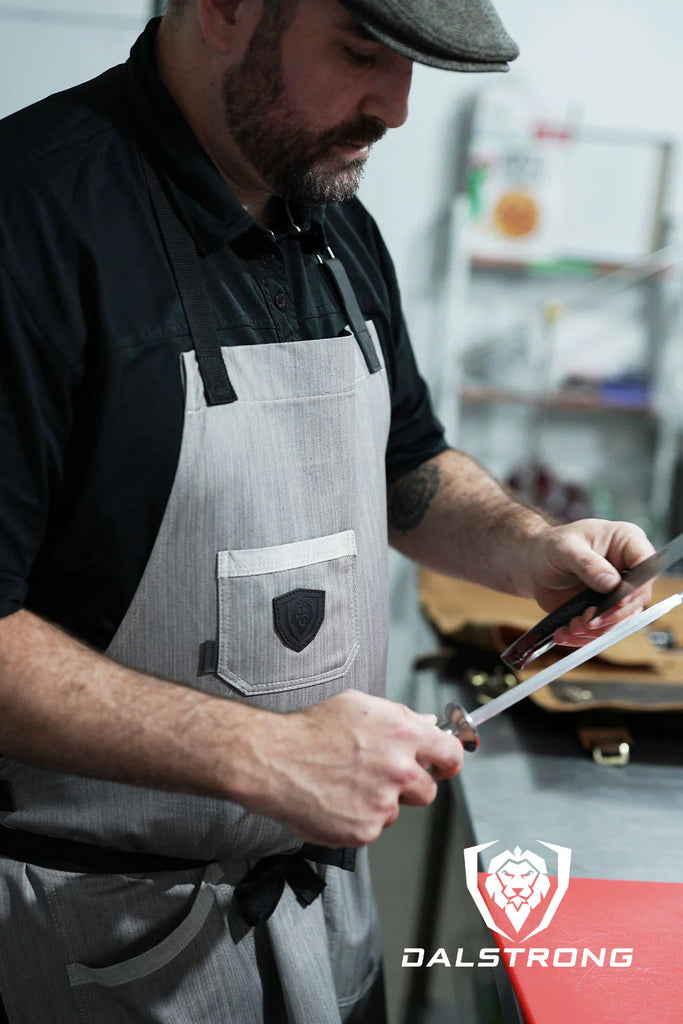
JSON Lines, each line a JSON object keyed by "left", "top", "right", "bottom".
{"left": 490, "top": 877, "right": 683, "bottom": 1024}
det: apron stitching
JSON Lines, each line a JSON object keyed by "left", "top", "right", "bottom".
{"left": 184, "top": 388, "right": 357, "bottom": 412}
{"left": 215, "top": 645, "right": 361, "bottom": 695}
{"left": 66, "top": 866, "right": 220, "bottom": 989}
{"left": 220, "top": 554, "right": 355, "bottom": 578}
{"left": 43, "top": 878, "right": 92, "bottom": 1024}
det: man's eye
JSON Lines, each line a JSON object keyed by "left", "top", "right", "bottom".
{"left": 344, "top": 46, "right": 377, "bottom": 67}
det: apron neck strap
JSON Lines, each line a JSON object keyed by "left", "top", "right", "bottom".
{"left": 142, "top": 156, "right": 380, "bottom": 390}
{"left": 318, "top": 248, "right": 381, "bottom": 375}
{"left": 142, "top": 157, "right": 238, "bottom": 407}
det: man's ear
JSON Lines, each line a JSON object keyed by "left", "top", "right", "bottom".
{"left": 196, "top": 0, "right": 263, "bottom": 54}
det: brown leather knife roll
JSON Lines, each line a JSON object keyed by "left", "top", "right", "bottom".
{"left": 418, "top": 570, "right": 683, "bottom": 713}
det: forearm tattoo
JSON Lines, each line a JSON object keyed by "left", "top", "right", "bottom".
{"left": 388, "top": 462, "right": 442, "bottom": 533}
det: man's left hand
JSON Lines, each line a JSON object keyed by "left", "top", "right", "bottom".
{"left": 526, "top": 519, "right": 656, "bottom": 647}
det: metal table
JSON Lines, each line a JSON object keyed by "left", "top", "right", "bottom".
{"left": 403, "top": 673, "right": 683, "bottom": 1023}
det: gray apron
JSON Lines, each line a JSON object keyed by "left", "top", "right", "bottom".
{"left": 0, "top": 176, "right": 392, "bottom": 1023}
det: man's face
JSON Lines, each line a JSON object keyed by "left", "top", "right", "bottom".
{"left": 222, "top": 0, "right": 412, "bottom": 205}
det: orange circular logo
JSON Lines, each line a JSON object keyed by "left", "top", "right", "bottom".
{"left": 493, "top": 191, "right": 540, "bottom": 238}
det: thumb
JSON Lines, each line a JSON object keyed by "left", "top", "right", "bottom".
{"left": 577, "top": 550, "right": 622, "bottom": 593}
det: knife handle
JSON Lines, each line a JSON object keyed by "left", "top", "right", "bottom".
{"left": 500, "top": 585, "right": 616, "bottom": 670}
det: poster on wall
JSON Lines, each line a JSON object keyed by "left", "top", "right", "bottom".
{"left": 466, "top": 88, "right": 668, "bottom": 266}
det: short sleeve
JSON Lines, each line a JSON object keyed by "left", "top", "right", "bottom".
{"left": 385, "top": 311, "right": 449, "bottom": 483}
{"left": 0, "top": 260, "right": 78, "bottom": 618}
{"left": 365, "top": 218, "right": 449, "bottom": 483}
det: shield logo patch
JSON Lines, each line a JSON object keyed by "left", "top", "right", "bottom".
{"left": 273, "top": 588, "right": 325, "bottom": 653}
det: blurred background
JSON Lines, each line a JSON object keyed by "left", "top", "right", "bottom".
{"left": 3, "top": 3, "right": 683, "bottom": 1020}
{"left": 361, "top": 0, "right": 683, "bottom": 545}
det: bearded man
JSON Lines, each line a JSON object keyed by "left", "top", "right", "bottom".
{"left": 0, "top": 2, "right": 654, "bottom": 1022}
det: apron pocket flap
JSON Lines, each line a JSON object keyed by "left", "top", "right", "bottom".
{"left": 217, "top": 531, "right": 359, "bottom": 696}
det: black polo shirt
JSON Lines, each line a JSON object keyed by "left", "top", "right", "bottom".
{"left": 0, "top": 19, "right": 447, "bottom": 650}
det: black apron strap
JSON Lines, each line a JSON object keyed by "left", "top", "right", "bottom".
{"left": 0, "top": 826, "right": 207, "bottom": 875}
{"left": 141, "top": 158, "right": 238, "bottom": 407}
{"left": 319, "top": 249, "right": 381, "bottom": 375}
{"left": 0, "top": 827, "right": 355, "bottom": 921}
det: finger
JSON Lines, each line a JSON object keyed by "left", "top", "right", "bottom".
{"left": 553, "top": 609, "right": 598, "bottom": 645}
{"left": 588, "top": 602, "right": 647, "bottom": 632}
{"left": 553, "top": 626, "right": 591, "bottom": 648}
{"left": 588, "top": 585, "right": 653, "bottom": 630}
{"left": 570, "top": 606, "right": 598, "bottom": 636}
{"left": 552, "top": 630, "right": 591, "bottom": 648}
{"left": 416, "top": 727, "right": 464, "bottom": 780}
{"left": 561, "top": 574, "right": 653, "bottom": 637}
{"left": 554, "top": 609, "right": 603, "bottom": 645}
{"left": 549, "top": 535, "right": 621, "bottom": 594}
{"left": 602, "top": 523, "right": 656, "bottom": 572}
{"left": 554, "top": 593, "right": 649, "bottom": 646}
{"left": 579, "top": 552, "right": 622, "bottom": 594}
{"left": 381, "top": 804, "right": 400, "bottom": 831}
{"left": 551, "top": 523, "right": 653, "bottom": 595}
{"left": 429, "top": 758, "right": 464, "bottom": 782}
{"left": 398, "top": 768, "right": 438, "bottom": 807}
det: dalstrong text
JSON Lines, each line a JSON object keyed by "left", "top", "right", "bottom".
{"left": 401, "top": 947, "right": 634, "bottom": 968}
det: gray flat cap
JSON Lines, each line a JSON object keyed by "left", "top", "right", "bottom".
{"left": 340, "top": 0, "right": 519, "bottom": 72}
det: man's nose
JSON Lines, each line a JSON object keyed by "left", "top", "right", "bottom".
{"left": 360, "top": 55, "right": 413, "bottom": 130}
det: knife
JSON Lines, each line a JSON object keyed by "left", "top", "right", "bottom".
{"left": 439, "top": 591, "right": 683, "bottom": 751}
{"left": 501, "top": 531, "right": 683, "bottom": 671}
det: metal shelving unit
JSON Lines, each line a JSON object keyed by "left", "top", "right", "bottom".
{"left": 440, "top": 122, "right": 681, "bottom": 543}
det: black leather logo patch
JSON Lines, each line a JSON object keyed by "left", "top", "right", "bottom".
{"left": 273, "top": 589, "right": 325, "bottom": 653}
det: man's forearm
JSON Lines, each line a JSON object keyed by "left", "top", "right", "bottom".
{"left": 387, "top": 448, "right": 549, "bottom": 595}
{"left": 0, "top": 609, "right": 463, "bottom": 848}
{"left": 0, "top": 609, "right": 265, "bottom": 804}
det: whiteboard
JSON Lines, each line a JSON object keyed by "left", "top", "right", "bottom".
{"left": 562, "top": 134, "right": 667, "bottom": 262}
{"left": 467, "top": 124, "right": 670, "bottom": 266}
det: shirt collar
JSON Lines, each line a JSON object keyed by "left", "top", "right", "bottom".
{"left": 126, "top": 18, "right": 325, "bottom": 255}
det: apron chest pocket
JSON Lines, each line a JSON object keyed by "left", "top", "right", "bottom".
{"left": 216, "top": 530, "right": 359, "bottom": 696}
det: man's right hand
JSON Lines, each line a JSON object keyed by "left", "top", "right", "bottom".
{"left": 240, "top": 690, "right": 464, "bottom": 849}
{"left": 0, "top": 612, "right": 461, "bottom": 851}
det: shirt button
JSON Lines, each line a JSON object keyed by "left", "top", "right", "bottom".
{"left": 274, "top": 292, "right": 288, "bottom": 310}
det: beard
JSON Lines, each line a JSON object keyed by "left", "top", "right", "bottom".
{"left": 222, "top": 19, "right": 386, "bottom": 205}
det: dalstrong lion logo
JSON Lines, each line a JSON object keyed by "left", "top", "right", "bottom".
{"left": 486, "top": 846, "right": 551, "bottom": 933}
{"left": 464, "top": 840, "right": 572, "bottom": 942}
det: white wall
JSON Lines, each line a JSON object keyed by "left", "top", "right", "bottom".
{"left": 0, "top": 2, "right": 148, "bottom": 117}
{"left": 358, "top": 0, "right": 683, "bottom": 379}
{"left": 354, "top": 1, "right": 683, "bottom": 695}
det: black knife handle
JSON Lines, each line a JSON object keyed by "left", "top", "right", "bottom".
{"left": 500, "top": 534, "right": 683, "bottom": 671}
{"left": 501, "top": 585, "right": 620, "bottom": 670}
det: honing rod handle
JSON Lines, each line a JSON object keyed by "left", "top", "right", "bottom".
{"left": 438, "top": 702, "right": 479, "bottom": 753}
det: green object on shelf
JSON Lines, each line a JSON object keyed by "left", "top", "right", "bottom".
{"left": 528, "top": 257, "right": 597, "bottom": 275}
{"left": 467, "top": 165, "right": 488, "bottom": 220}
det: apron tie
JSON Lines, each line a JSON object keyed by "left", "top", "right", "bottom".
{"left": 234, "top": 844, "right": 356, "bottom": 926}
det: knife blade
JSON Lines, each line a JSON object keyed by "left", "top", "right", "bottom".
{"left": 501, "top": 530, "right": 683, "bottom": 671}
{"left": 440, "top": 591, "right": 683, "bottom": 751}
